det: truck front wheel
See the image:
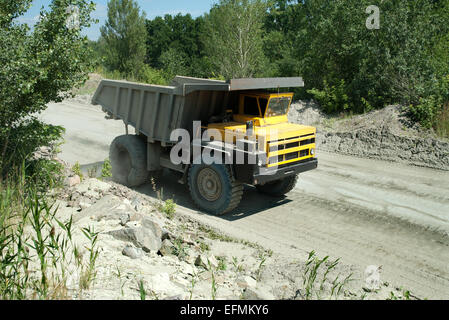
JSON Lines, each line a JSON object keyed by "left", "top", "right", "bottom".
{"left": 256, "top": 174, "right": 299, "bottom": 197}
{"left": 188, "top": 163, "right": 243, "bottom": 215}
{"left": 109, "top": 135, "right": 149, "bottom": 187}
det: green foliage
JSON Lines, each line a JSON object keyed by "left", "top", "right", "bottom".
{"left": 409, "top": 76, "right": 449, "bottom": 129}
{"left": 0, "top": 0, "right": 95, "bottom": 178}
{"left": 0, "top": 119, "right": 65, "bottom": 178}
{"left": 435, "top": 103, "right": 449, "bottom": 138}
{"left": 26, "top": 159, "right": 65, "bottom": 193}
{"left": 156, "top": 199, "right": 176, "bottom": 219}
{"left": 0, "top": 171, "right": 99, "bottom": 299}
{"left": 71, "top": 162, "right": 84, "bottom": 181}
{"left": 203, "top": 0, "right": 268, "bottom": 79}
{"left": 267, "top": 0, "right": 449, "bottom": 118}
{"left": 307, "top": 80, "right": 351, "bottom": 114}
{"left": 145, "top": 13, "right": 210, "bottom": 78}
{"left": 101, "top": 158, "right": 112, "bottom": 178}
{"left": 100, "top": 0, "right": 147, "bottom": 76}
{"left": 136, "top": 64, "right": 167, "bottom": 85}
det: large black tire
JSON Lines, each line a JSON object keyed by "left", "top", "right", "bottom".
{"left": 109, "top": 135, "right": 149, "bottom": 187}
{"left": 256, "top": 174, "right": 299, "bottom": 197}
{"left": 188, "top": 163, "right": 243, "bottom": 216}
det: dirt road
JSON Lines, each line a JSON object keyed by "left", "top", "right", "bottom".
{"left": 41, "top": 99, "right": 449, "bottom": 299}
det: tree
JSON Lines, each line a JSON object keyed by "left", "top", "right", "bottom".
{"left": 267, "top": 0, "right": 449, "bottom": 116}
{"left": 145, "top": 14, "right": 210, "bottom": 78}
{"left": 203, "top": 0, "right": 268, "bottom": 79}
{"left": 100, "top": 0, "right": 147, "bottom": 76}
{"left": 0, "top": 0, "right": 96, "bottom": 176}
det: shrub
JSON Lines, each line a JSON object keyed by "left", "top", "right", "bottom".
{"left": 137, "top": 64, "right": 168, "bottom": 85}
{"left": 101, "top": 158, "right": 112, "bottom": 178}
{"left": 71, "top": 162, "right": 84, "bottom": 181}
{"left": 307, "top": 79, "right": 351, "bottom": 114}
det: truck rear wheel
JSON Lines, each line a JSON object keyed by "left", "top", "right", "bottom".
{"left": 109, "top": 135, "right": 148, "bottom": 187}
{"left": 256, "top": 174, "right": 299, "bottom": 197}
{"left": 188, "top": 163, "right": 243, "bottom": 215}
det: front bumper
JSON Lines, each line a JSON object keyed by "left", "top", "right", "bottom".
{"left": 253, "top": 158, "right": 318, "bottom": 185}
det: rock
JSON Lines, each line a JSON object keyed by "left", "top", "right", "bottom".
{"left": 131, "top": 197, "right": 143, "bottom": 212}
{"left": 363, "top": 265, "right": 382, "bottom": 292}
{"left": 142, "top": 217, "right": 163, "bottom": 239}
{"left": 74, "top": 195, "right": 137, "bottom": 222}
{"left": 236, "top": 275, "right": 257, "bottom": 289}
{"left": 179, "top": 263, "right": 196, "bottom": 276}
{"left": 195, "top": 254, "right": 218, "bottom": 270}
{"left": 182, "top": 247, "right": 198, "bottom": 265}
{"left": 147, "top": 273, "right": 185, "bottom": 297}
{"left": 170, "top": 274, "right": 190, "bottom": 288}
{"left": 129, "top": 212, "right": 143, "bottom": 222}
{"left": 108, "top": 226, "right": 162, "bottom": 252}
{"left": 65, "top": 175, "right": 81, "bottom": 187}
{"left": 75, "top": 178, "right": 111, "bottom": 194}
{"left": 79, "top": 201, "right": 92, "bottom": 210}
{"left": 119, "top": 213, "right": 130, "bottom": 226}
{"left": 122, "top": 246, "right": 144, "bottom": 259}
{"left": 242, "top": 286, "right": 276, "bottom": 300}
{"left": 159, "top": 239, "right": 175, "bottom": 257}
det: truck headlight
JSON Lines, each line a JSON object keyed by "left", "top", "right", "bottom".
{"left": 310, "top": 148, "right": 315, "bottom": 156}
{"left": 258, "top": 159, "right": 263, "bottom": 167}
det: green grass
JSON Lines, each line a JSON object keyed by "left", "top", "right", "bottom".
{"left": 302, "top": 251, "right": 353, "bottom": 300}
{"left": 0, "top": 169, "right": 99, "bottom": 299}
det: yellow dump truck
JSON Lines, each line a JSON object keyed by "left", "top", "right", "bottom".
{"left": 92, "top": 76, "right": 317, "bottom": 215}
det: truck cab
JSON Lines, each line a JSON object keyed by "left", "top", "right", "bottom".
{"left": 208, "top": 92, "right": 317, "bottom": 170}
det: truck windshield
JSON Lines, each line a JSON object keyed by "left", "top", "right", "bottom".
{"left": 266, "top": 97, "right": 291, "bottom": 117}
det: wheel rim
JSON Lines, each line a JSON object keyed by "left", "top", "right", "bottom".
{"left": 197, "top": 167, "right": 222, "bottom": 202}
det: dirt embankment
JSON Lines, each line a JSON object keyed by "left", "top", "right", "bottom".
{"left": 289, "top": 101, "right": 449, "bottom": 171}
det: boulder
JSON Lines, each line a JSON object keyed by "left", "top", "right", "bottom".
{"left": 159, "top": 239, "right": 175, "bottom": 257}
{"left": 65, "top": 175, "right": 81, "bottom": 187}
{"left": 142, "top": 217, "right": 163, "bottom": 239}
{"left": 122, "top": 246, "right": 144, "bottom": 259}
{"left": 75, "top": 178, "right": 111, "bottom": 194}
{"left": 119, "top": 213, "right": 130, "bottom": 226}
{"left": 108, "top": 225, "right": 162, "bottom": 253}
{"left": 74, "top": 195, "right": 137, "bottom": 222}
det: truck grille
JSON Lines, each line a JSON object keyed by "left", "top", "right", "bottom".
{"left": 266, "top": 134, "right": 315, "bottom": 167}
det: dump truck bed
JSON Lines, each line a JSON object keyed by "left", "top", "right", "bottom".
{"left": 91, "top": 76, "right": 304, "bottom": 145}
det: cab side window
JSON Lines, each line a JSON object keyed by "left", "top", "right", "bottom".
{"left": 259, "top": 98, "right": 268, "bottom": 116}
{"left": 243, "top": 96, "right": 260, "bottom": 116}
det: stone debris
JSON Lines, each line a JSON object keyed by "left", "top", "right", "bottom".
{"left": 107, "top": 225, "right": 162, "bottom": 253}
{"left": 242, "top": 286, "right": 276, "bottom": 300}
{"left": 236, "top": 275, "right": 257, "bottom": 289}
{"left": 159, "top": 239, "right": 175, "bottom": 257}
{"left": 45, "top": 174, "right": 384, "bottom": 301}
{"left": 363, "top": 265, "right": 382, "bottom": 292}
{"left": 195, "top": 254, "right": 218, "bottom": 270}
{"left": 122, "top": 246, "right": 144, "bottom": 259}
